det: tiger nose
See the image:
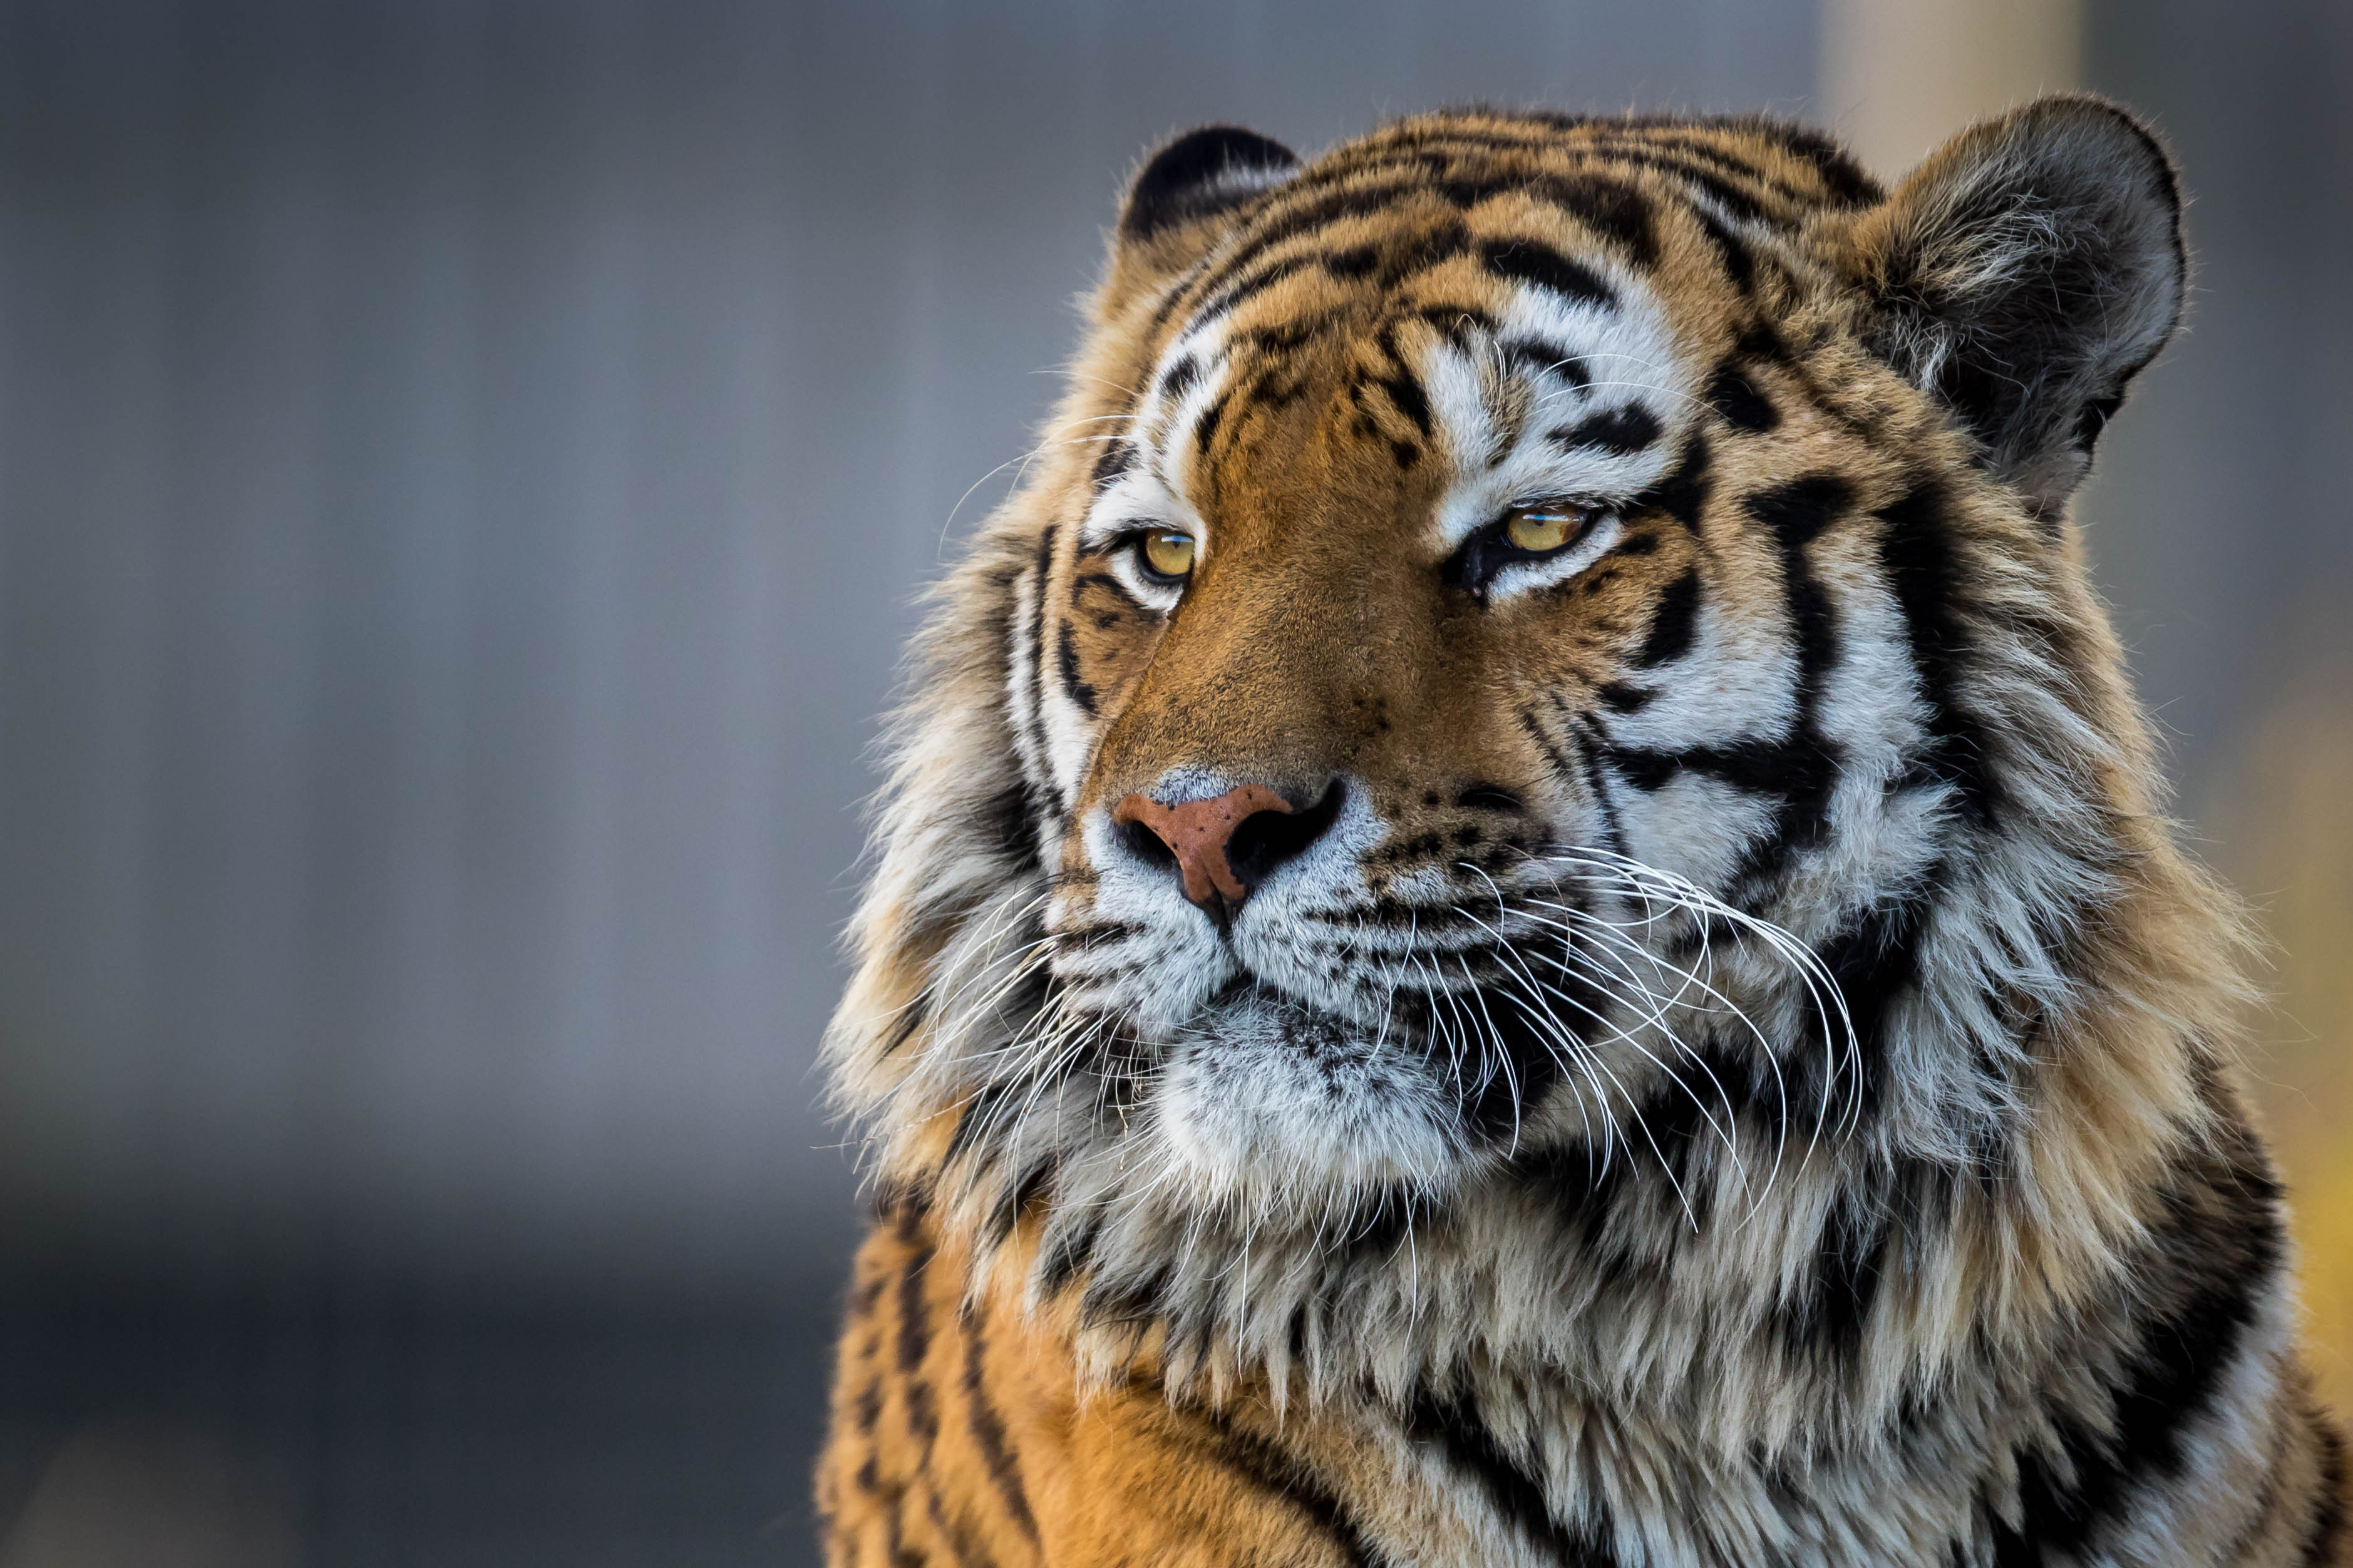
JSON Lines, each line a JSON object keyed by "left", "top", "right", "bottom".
{"left": 1111, "top": 781, "right": 1342, "bottom": 916}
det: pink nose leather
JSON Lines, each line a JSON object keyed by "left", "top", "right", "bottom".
{"left": 1111, "top": 785, "right": 1294, "bottom": 909}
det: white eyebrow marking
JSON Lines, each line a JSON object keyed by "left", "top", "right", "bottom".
{"left": 1155, "top": 320, "right": 1235, "bottom": 511}
{"left": 1421, "top": 265, "right": 1695, "bottom": 553}
{"left": 1075, "top": 324, "right": 1227, "bottom": 557}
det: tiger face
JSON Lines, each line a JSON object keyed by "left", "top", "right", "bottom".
{"left": 1040, "top": 135, "right": 1895, "bottom": 1214}
{"left": 837, "top": 102, "right": 2188, "bottom": 1285}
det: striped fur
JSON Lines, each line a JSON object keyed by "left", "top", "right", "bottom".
{"left": 817, "top": 100, "right": 2349, "bottom": 1566}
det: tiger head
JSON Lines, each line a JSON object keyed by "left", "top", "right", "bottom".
{"left": 830, "top": 100, "right": 2227, "bottom": 1386}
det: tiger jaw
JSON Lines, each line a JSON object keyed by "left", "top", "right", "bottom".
{"left": 1047, "top": 829, "right": 1644, "bottom": 1201}
{"left": 1155, "top": 990, "right": 1481, "bottom": 1207}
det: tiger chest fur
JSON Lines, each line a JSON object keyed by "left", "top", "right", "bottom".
{"left": 815, "top": 101, "right": 2349, "bottom": 1567}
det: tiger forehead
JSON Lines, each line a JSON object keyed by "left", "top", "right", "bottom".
{"left": 1153, "top": 110, "right": 1877, "bottom": 337}
{"left": 1105, "top": 115, "right": 1870, "bottom": 486}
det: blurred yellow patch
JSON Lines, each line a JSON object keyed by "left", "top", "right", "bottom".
{"left": 2214, "top": 685, "right": 2353, "bottom": 1414}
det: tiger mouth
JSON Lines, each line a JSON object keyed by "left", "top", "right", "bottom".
{"left": 1164, "top": 967, "right": 1568, "bottom": 1153}
{"left": 1154, "top": 987, "right": 1492, "bottom": 1196}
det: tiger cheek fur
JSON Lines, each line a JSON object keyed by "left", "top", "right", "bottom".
{"left": 818, "top": 103, "right": 2350, "bottom": 1567}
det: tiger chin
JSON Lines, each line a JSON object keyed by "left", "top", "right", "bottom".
{"left": 816, "top": 99, "right": 2349, "bottom": 1567}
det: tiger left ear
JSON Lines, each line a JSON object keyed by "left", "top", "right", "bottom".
{"left": 1120, "top": 125, "right": 1299, "bottom": 243}
{"left": 1848, "top": 95, "right": 2186, "bottom": 519}
{"left": 1101, "top": 126, "right": 1299, "bottom": 308}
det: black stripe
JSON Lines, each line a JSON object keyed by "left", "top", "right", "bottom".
{"left": 1036, "top": 1207, "right": 1105, "bottom": 1298}
{"left": 1186, "top": 177, "right": 1439, "bottom": 305}
{"left": 1367, "top": 321, "right": 1434, "bottom": 441}
{"left": 1089, "top": 436, "right": 1135, "bottom": 489}
{"left": 1582, "top": 129, "right": 1828, "bottom": 206}
{"left": 1073, "top": 569, "right": 1143, "bottom": 611}
{"left": 1451, "top": 973, "right": 1570, "bottom": 1144}
{"left": 1516, "top": 702, "right": 1579, "bottom": 785}
{"left": 1537, "top": 173, "right": 1656, "bottom": 269}
{"left": 1233, "top": 310, "right": 1346, "bottom": 356}
{"left": 1416, "top": 299, "right": 1496, "bottom": 345}
{"left": 1455, "top": 173, "right": 1657, "bottom": 267}
{"left": 1024, "top": 525, "right": 1057, "bottom": 775}
{"left": 1501, "top": 336, "right": 1590, "bottom": 391}
{"left": 1876, "top": 479, "right": 1999, "bottom": 826}
{"left": 1774, "top": 1187, "right": 1887, "bottom": 1366}
{"left": 944, "top": 1078, "right": 1017, "bottom": 1171}
{"left": 1633, "top": 568, "right": 1701, "bottom": 667}
{"left": 1568, "top": 714, "right": 1634, "bottom": 862}
{"left": 1195, "top": 252, "right": 1320, "bottom": 325}
{"left": 1609, "top": 477, "right": 1850, "bottom": 879}
{"left": 1324, "top": 240, "right": 1381, "bottom": 278}
{"left": 1750, "top": 471, "right": 1850, "bottom": 551}
{"left": 1547, "top": 406, "right": 1660, "bottom": 455}
{"left": 1384, "top": 125, "right": 1824, "bottom": 220}
{"left": 962, "top": 1314, "right": 1042, "bottom": 1545}
{"left": 1738, "top": 118, "right": 1882, "bottom": 206}
{"left": 1193, "top": 390, "right": 1228, "bottom": 455}
{"left": 1478, "top": 237, "right": 1616, "bottom": 310}
{"left": 1173, "top": 111, "right": 1869, "bottom": 329}
{"left": 1361, "top": 220, "right": 1471, "bottom": 289}
{"left": 2302, "top": 1419, "right": 2347, "bottom": 1565}
{"left": 1691, "top": 208, "right": 1756, "bottom": 292}
{"left": 1191, "top": 1404, "right": 1380, "bottom": 1568}
{"left": 1159, "top": 354, "right": 1201, "bottom": 401}
{"left": 1734, "top": 320, "right": 1793, "bottom": 368}
{"left": 897, "top": 1231, "right": 939, "bottom": 1450}
{"left": 879, "top": 994, "right": 929, "bottom": 1057}
{"left": 1809, "top": 871, "right": 1935, "bottom": 1117}
{"left": 1510, "top": 1130, "right": 1632, "bottom": 1238}
{"left": 1738, "top": 474, "right": 1851, "bottom": 876}
{"left": 1406, "top": 1389, "right": 1620, "bottom": 1564}
{"left": 1629, "top": 434, "right": 1711, "bottom": 530}
{"left": 1609, "top": 736, "right": 1804, "bottom": 795}
{"left": 1374, "top": 369, "right": 1432, "bottom": 439}
{"left": 1055, "top": 619, "right": 1097, "bottom": 717}
{"left": 982, "top": 1157, "right": 1056, "bottom": 1249}
{"left": 1498, "top": 114, "right": 1879, "bottom": 207}
{"left": 1568, "top": 143, "right": 1772, "bottom": 223}
{"left": 1457, "top": 781, "right": 1526, "bottom": 812}
{"left": 1705, "top": 361, "right": 1778, "bottom": 433}
{"left": 1989, "top": 1139, "right": 2284, "bottom": 1565}
{"left": 974, "top": 778, "right": 1041, "bottom": 871}
{"left": 1595, "top": 680, "right": 1654, "bottom": 713}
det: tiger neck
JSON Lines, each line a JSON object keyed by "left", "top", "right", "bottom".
{"left": 1004, "top": 841, "right": 2238, "bottom": 1462}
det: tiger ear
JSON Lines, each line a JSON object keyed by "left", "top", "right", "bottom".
{"left": 1106, "top": 125, "right": 1299, "bottom": 299}
{"left": 1848, "top": 95, "right": 2186, "bottom": 519}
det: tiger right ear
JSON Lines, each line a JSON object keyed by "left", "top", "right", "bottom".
{"left": 1846, "top": 96, "right": 2186, "bottom": 520}
{"left": 1106, "top": 126, "right": 1298, "bottom": 297}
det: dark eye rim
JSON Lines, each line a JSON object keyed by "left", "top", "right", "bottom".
{"left": 1126, "top": 525, "right": 1197, "bottom": 587}
{"left": 1441, "top": 500, "right": 1610, "bottom": 598}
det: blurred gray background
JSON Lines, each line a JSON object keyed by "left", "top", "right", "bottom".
{"left": 0, "top": 0, "right": 2346, "bottom": 1562}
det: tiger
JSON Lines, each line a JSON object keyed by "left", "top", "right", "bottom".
{"left": 813, "top": 96, "right": 2350, "bottom": 1567}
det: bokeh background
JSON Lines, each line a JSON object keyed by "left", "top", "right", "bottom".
{"left": 0, "top": 0, "right": 2345, "bottom": 1560}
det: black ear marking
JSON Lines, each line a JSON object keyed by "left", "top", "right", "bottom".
{"left": 1853, "top": 95, "right": 2186, "bottom": 519}
{"left": 1120, "top": 125, "right": 1300, "bottom": 243}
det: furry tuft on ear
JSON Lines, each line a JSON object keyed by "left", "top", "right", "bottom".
{"left": 1850, "top": 95, "right": 2186, "bottom": 518}
{"left": 1119, "top": 125, "right": 1299, "bottom": 243}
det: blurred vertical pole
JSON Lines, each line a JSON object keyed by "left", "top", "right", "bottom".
{"left": 1817, "top": 0, "right": 2081, "bottom": 180}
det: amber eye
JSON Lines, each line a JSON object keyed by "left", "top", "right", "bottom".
{"left": 1138, "top": 527, "right": 1197, "bottom": 583}
{"left": 1504, "top": 506, "right": 1588, "bottom": 553}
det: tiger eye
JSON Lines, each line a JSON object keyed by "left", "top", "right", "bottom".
{"left": 1141, "top": 528, "right": 1196, "bottom": 581}
{"left": 1505, "top": 507, "right": 1582, "bottom": 553}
